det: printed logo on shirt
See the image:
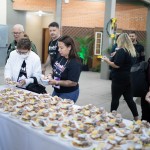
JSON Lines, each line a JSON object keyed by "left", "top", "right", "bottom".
{"left": 49, "top": 45, "right": 57, "bottom": 54}
{"left": 54, "top": 61, "right": 66, "bottom": 73}
{"left": 53, "top": 58, "right": 68, "bottom": 77}
{"left": 17, "top": 60, "right": 27, "bottom": 82}
{"left": 48, "top": 40, "right": 58, "bottom": 56}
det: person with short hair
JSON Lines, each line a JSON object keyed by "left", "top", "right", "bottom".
{"left": 42, "top": 22, "right": 61, "bottom": 74}
{"left": 129, "top": 31, "right": 145, "bottom": 63}
{"left": 6, "top": 24, "right": 38, "bottom": 62}
{"left": 129, "top": 31, "right": 147, "bottom": 121}
{"left": 4, "top": 38, "right": 41, "bottom": 89}
{"left": 102, "top": 33, "right": 139, "bottom": 121}
{"left": 48, "top": 35, "right": 82, "bottom": 103}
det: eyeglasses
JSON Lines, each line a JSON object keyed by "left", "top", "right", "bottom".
{"left": 17, "top": 50, "right": 29, "bottom": 55}
{"left": 12, "top": 32, "right": 22, "bottom": 35}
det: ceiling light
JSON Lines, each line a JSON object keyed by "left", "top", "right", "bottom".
{"left": 64, "top": 0, "right": 69, "bottom": 3}
{"left": 38, "top": 10, "right": 43, "bottom": 16}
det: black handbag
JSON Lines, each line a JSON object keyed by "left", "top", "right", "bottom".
{"left": 26, "top": 77, "right": 47, "bottom": 94}
{"left": 130, "top": 61, "right": 149, "bottom": 97}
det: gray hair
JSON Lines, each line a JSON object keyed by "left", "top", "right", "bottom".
{"left": 13, "top": 24, "right": 24, "bottom": 32}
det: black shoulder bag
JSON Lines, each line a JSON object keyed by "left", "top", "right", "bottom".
{"left": 26, "top": 77, "right": 47, "bottom": 94}
{"left": 130, "top": 61, "right": 149, "bottom": 97}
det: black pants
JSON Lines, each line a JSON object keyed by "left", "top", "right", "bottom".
{"left": 141, "top": 96, "right": 150, "bottom": 122}
{"left": 111, "top": 81, "right": 138, "bottom": 117}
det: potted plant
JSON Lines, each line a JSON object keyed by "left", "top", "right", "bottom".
{"left": 75, "top": 36, "right": 94, "bottom": 71}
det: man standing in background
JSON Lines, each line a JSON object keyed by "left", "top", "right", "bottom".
{"left": 129, "top": 31, "right": 145, "bottom": 63}
{"left": 6, "top": 24, "right": 37, "bottom": 62}
{"left": 42, "top": 22, "right": 61, "bottom": 74}
{"left": 129, "top": 31, "right": 147, "bottom": 121}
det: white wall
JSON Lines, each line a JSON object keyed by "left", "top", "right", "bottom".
{"left": 26, "top": 13, "right": 42, "bottom": 58}
{"left": 0, "top": 0, "right": 7, "bottom": 24}
{"left": 26, "top": 13, "right": 54, "bottom": 59}
{"left": 42, "top": 14, "right": 54, "bottom": 28}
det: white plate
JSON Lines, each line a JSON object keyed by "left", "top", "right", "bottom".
{"left": 0, "top": 109, "right": 9, "bottom": 114}
{"left": 71, "top": 142, "right": 93, "bottom": 150}
{"left": 43, "top": 130, "right": 58, "bottom": 136}
{"left": 0, "top": 108, "right": 4, "bottom": 113}
{"left": 9, "top": 113, "right": 19, "bottom": 119}
{"left": 20, "top": 117, "right": 30, "bottom": 124}
{"left": 30, "top": 123, "right": 42, "bottom": 130}
{"left": 58, "top": 133, "right": 70, "bottom": 141}
{"left": 90, "top": 137, "right": 104, "bottom": 144}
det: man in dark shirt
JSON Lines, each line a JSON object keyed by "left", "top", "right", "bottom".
{"left": 129, "top": 31, "right": 145, "bottom": 63}
{"left": 42, "top": 22, "right": 61, "bottom": 74}
{"left": 129, "top": 31, "right": 147, "bottom": 121}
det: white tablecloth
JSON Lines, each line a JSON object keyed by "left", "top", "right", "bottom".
{"left": 0, "top": 86, "right": 77, "bottom": 150}
{"left": 0, "top": 85, "right": 132, "bottom": 150}
{"left": 0, "top": 113, "right": 77, "bottom": 150}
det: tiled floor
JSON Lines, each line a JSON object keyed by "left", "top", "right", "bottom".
{"left": 0, "top": 67, "right": 141, "bottom": 120}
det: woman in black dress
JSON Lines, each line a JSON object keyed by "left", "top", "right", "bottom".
{"left": 102, "top": 33, "right": 139, "bottom": 121}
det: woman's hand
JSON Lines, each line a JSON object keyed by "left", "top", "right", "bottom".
{"left": 145, "top": 91, "right": 150, "bottom": 103}
{"left": 18, "top": 80, "right": 26, "bottom": 87}
{"left": 102, "top": 56, "right": 119, "bottom": 69}
{"left": 48, "top": 79, "right": 59, "bottom": 86}
{"left": 102, "top": 56, "right": 109, "bottom": 62}
{"left": 110, "top": 52, "right": 116, "bottom": 57}
{"left": 49, "top": 79, "right": 77, "bottom": 87}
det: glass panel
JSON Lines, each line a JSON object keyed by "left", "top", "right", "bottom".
{"left": 97, "top": 34, "right": 101, "bottom": 38}
{"left": 96, "top": 43, "right": 100, "bottom": 48}
{"left": 97, "top": 39, "right": 101, "bottom": 43}
{"left": 94, "top": 32, "right": 102, "bottom": 55}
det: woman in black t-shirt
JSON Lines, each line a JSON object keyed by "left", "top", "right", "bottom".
{"left": 102, "top": 33, "right": 139, "bottom": 121}
{"left": 48, "top": 35, "right": 82, "bottom": 103}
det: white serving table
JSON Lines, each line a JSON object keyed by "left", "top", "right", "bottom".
{"left": 0, "top": 85, "right": 78, "bottom": 150}
{"left": 0, "top": 113, "right": 77, "bottom": 150}
{"left": 0, "top": 85, "right": 132, "bottom": 150}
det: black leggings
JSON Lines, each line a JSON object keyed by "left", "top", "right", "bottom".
{"left": 141, "top": 96, "right": 150, "bottom": 122}
{"left": 111, "top": 81, "right": 138, "bottom": 117}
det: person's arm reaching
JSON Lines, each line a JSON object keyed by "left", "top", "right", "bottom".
{"left": 42, "top": 55, "right": 51, "bottom": 74}
{"left": 102, "top": 56, "right": 120, "bottom": 68}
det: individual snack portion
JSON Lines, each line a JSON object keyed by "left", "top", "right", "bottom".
{"left": 72, "top": 134, "right": 93, "bottom": 149}
{"left": 6, "top": 80, "right": 18, "bottom": 86}
{"left": 44, "top": 123, "right": 61, "bottom": 135}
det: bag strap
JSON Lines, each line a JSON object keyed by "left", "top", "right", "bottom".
{"left": 31, "top": 77, "right": 38, "bottom": 84}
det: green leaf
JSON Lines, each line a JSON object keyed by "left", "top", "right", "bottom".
{"left": 75, "top": 36, "right": 94, "bottom": 65}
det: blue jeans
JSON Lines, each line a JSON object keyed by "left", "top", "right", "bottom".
{"left": 52, "top": 88, "right": 79, "bottom": 103}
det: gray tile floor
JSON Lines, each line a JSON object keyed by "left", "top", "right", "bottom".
{"left": 0, "top": 67, "right": 141, "bottom": 120}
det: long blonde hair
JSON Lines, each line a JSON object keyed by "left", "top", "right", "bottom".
{"left": 117, "top": 33, "right": 136, "bottom": 57}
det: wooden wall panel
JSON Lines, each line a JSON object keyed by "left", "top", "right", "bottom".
{"left": 61, "top": 0, "right": 147, "bottom": 31}
{"left": 12, "top": 0, "right": 147, "bottom": 31}
{"left": 13, "top": 0, "right": 56, "bottom": 12}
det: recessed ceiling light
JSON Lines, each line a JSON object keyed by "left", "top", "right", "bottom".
{"left": 64, "top": 0, "right": 69, "bottom": 3}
